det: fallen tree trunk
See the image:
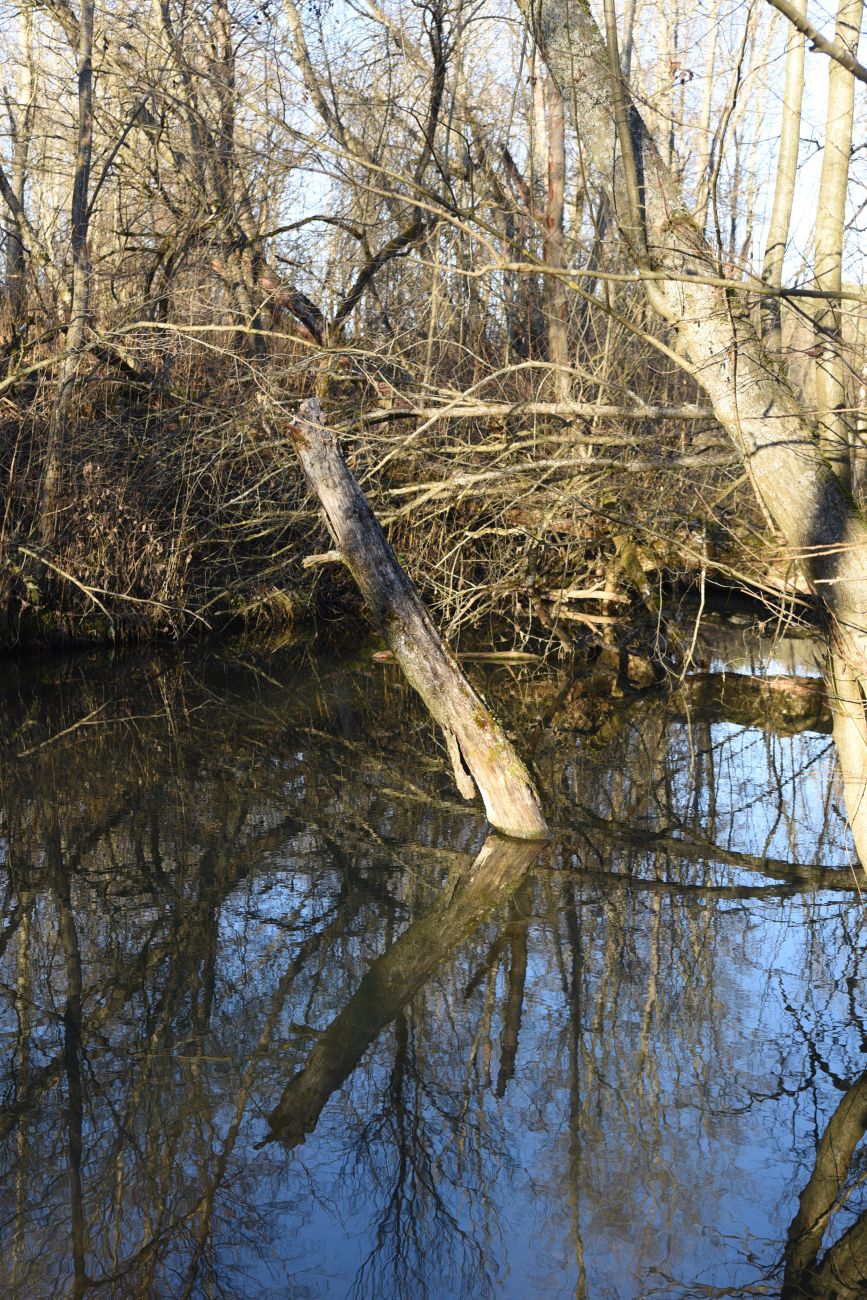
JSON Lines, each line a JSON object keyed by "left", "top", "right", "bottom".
{"left": 357, "top": 401, "right": 715, "bottom": 423}
{"left": 284, "top": 397, "right": 550, "bottom": 840}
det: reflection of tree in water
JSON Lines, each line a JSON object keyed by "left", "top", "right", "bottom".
{"left": 0, "top": 643, "right": 865, "bottom": 1295}
{"left": 759, "top": 651, "right": 867, "bottom": 1298}
{"left": 265, "top": 834, "right": 537, "bottom": 1299}
{"left": 782, "top": 1070, "right": 867, "bottom": 1297}
{"left": 0, "top": 652, "right": 542, "bottom": 1295}
{"left": 351, "top": 1009, "right": 491, "bottom": 1300}
{"left": 493, "top": 650, "right": 867, "bottom": 1291}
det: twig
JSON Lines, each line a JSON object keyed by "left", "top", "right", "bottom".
{"left": 17, "top": 703, "right": 108, "bottom": 758}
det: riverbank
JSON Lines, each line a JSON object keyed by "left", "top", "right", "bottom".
{"left": 0, "top": 374, "right": 799, "bottom": 653}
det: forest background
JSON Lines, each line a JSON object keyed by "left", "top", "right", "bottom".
{"left": 0, "top": 0, "right": 863, "bottom": 652}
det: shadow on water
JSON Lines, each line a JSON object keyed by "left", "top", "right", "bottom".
{"left": 0, "top": 630, "right": 866, "bottom": 1296}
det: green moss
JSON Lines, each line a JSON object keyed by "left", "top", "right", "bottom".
{"left": 663, "top": 205, "right": 701, "bottom": 233}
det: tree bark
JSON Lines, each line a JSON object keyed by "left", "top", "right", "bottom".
{"left": 38, "top": 0, "right": 95, "bottom": 546}
{"left": 514, "top": 0, "right": 867, "bottom": 675}
{"left": 542, "top": 70, "right": 570, "bottom": 401}
{"left": 761, "top": 0, "right": 805, "bottom": 352}
{"left": 285, "top": 398, "right": 550, "bottom": 840}
{"left": 693, "top": 11, "right": 719, "bottom": 234}
{"left": 5, "top": 4, "right": 36, "bottom": 326}
{"left": 812, "top": 0, "right": 860, "bottom": 488}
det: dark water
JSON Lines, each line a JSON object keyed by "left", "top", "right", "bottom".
{"left": 0, "top": 627, "right": 865, "bottom": 1298}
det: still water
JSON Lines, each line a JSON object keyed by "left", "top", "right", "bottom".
{"left": 0, "top": 626, "right": 865, "bottom": 1298}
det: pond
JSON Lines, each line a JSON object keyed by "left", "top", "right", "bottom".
{"left": 0, "top": 623, "right": 865, "bottom": 1298}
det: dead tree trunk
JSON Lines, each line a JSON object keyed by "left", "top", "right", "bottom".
{"left": 285, "top": 398, "right": 549, "bottom": 840}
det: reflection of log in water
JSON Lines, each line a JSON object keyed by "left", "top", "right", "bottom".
{"left": 676, "top": 671, "right": 830, "bottom": 735}
{"left": 783, "top": 1070, "right": 867, "bottom": 1297}
{"left": 264, "top": 834, "right": 540, "bottom": 1148}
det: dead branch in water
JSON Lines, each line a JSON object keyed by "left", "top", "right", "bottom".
{"left": 283, "top": 397, "right": 550, "bottom": 840}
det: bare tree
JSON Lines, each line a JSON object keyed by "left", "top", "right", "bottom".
{"left": 38, "top": 0, "right": 95, "bottom": 545}
{"left": 515, "top": 0, "right": 867, "bottom": 675}
{"left": 811, "top": 0, "right": 861, "bottom": 488}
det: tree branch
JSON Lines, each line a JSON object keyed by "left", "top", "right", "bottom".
{"left": 766, "top": 0, "right": 867, "bottom": 83}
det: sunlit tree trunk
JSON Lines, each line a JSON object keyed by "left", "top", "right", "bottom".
{"left": 39, "top": 0, "right": 95, "bottom": 546}
{"left": 5, "top": 4, "right": 36, "bottom": 328}
{"left": 619, "top": 0, "right": 639, "bottom": 79}
{"left": 760, "top": 0, "right": 805, "bottom": 353}
{"left": 812, "top": 0, "right": 861, "bottom": 489}
{"left": 542, "top": 70, "right": 570, "bottom": 400}
{"left": 693, "top": 14, "right": 719, "bottom": 232}
{"left": 286, "top": 398, "right": 549, "bottom": 838}
{"left": 514, "top": 0, "right": 867, "bottom": 676}
{"left": 739, "top": 32, "right": 774, "bottom": 264}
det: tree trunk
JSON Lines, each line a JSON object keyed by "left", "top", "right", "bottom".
{"left": 38, "top": 0, "right": 95, "bottom": 546}
{"left": 693, "top": 11, "right": 719, "bottom": 234}
{"left": 514, "top": 0, "right": 867, "bottom": 675}
{"left": 285, "top": 398, "right": 550, "bottom": 840}
{"left": 761, "top": 0, "right": 805, "bottom": 352}
{"left": 812, "top": 0, "right": 860, "bottom": 488}
{"left": 542, "top": 70, "right": 570, "bottom": 401}
{"left": 5, "top": 4, "right": 35, "bottom": 326}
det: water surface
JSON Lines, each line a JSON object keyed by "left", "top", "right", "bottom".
{"left": 0, "top": 629, "right": 864, "bottom": 1297}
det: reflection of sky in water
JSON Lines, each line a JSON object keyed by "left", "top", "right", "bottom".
{"left": 685, "top": 722, "right": 839, "bottom": 866}
{"left": 200, "top": 910, "right": 854, "bottom": 1296}
{"left": 250, "top": 887, "right": 865, "bottom": 1297}
{"left": 0, "top": 647, "right": 865, "bottom": 1298}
